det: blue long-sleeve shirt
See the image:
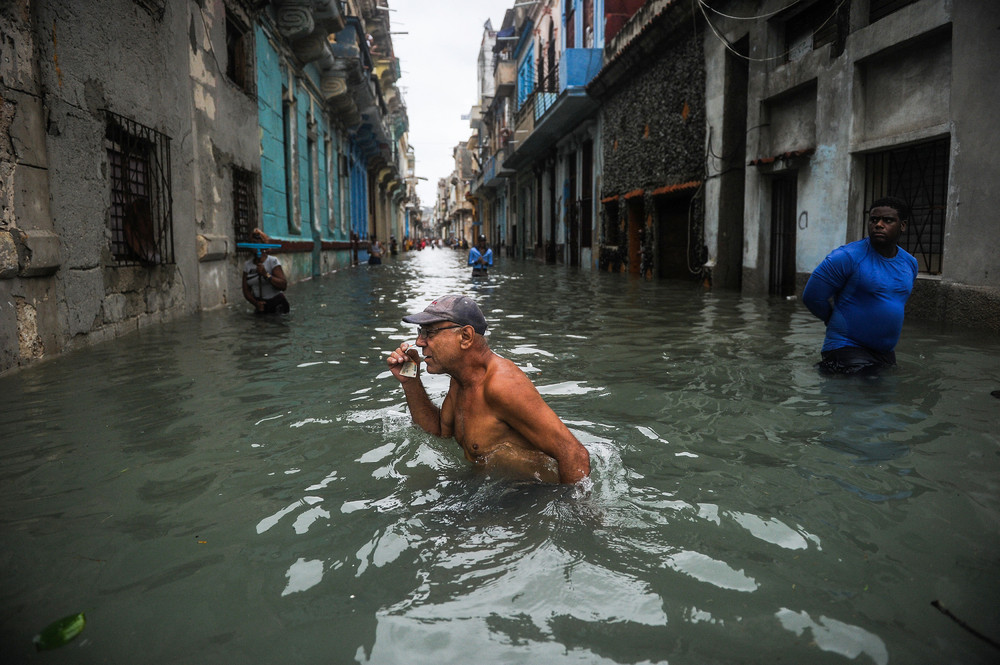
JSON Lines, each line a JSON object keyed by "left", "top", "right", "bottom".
{"left": 468, "top": 246, "right": 493, "bottom": 267}
{"left": 802, "top": 238, "right": 918, "bottom": 354}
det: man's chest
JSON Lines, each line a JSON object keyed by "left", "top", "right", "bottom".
{"left": 452, "top": 389, "right": 511, "bottom": 451}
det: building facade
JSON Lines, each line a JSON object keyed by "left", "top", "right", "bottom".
{"left": 0, "top": 0, "right": 412, "bottom": 375}
{"left": 700, "top": 0, "right": 1000, "bottom": 328}
{"left": 459, "top": 0, "right": 999, "bottom": 332}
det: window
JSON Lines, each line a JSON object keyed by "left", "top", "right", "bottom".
{"left": 863, "top": 138, "right": 949, "bottom": 274}
{"left": 565, "top": 0, "right": 575, "bottom": 49}
{"left": 226, "top": 9, "right": 256, "bottom": 97}
{"left": 783, "top": 1, "right": 844, "bottom": 62}
{"left": 518, "top": 44, "right": 535, "bottom": 108}
{"left": 232, "top": 166, "right": 258, "bottom": 246}
{"left": 869, "top": 0, "right": 920, "bottom": 24}
{"left": 105, "top": 110, "right": 173, "bottom": 266}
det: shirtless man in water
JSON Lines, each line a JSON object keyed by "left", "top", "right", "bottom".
{"left": 386, "top": 294, "right": 590, "bottom": 484}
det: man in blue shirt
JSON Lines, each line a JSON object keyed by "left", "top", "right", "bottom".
{"left": 468, "top": 234, "right": 493, "bottom": 276}
{"left": 802, "top": 197, "right": 919, "bottom": 375}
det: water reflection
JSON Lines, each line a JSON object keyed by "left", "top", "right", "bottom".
{"left": 0, "top": 249, "right": 998, "bottom": 664}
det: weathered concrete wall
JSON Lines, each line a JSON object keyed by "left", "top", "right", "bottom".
{"left": 0, "top": 0, "right": 212, "bottom": 374}
{"left": 943, "top": 0, "right": 1000, "bottom": 292}
{"left": 189, "top": 0, "right": 262, "bottom": 311}
{"left": 721, "top": 0, "right": 998, "bottom": 331}
{"left": 38, "top": 0, "right": 199, "bottom": 348}
{"left": 1, "top": 1, "right": 63, "bottom": 372}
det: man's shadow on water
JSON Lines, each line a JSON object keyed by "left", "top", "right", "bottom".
{"left": 818, "top": 370, "right": 912, "bottom": 464}
{"left": 809, "top": 366, "right": 939, "bottom": 502}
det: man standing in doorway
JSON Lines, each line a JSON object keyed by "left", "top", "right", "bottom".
{"left": 802, "top": 196, "right": 919, "bottom": 375}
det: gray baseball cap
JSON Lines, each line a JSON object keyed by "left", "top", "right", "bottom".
{"left": 402, "top": 294, "right": 488, "bottom": 335}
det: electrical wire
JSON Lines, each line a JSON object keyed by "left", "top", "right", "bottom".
{"left": 698, "top": 0, "right": 803, "bottom": 21}
{"left": 697, "top": 0, "right": 849, "bottom": 63}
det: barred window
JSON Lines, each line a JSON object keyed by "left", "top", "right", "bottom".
{"left": 863, "top": 138, "right": 949, "bottom": 274}
{"left": 870, "top": 0, "right": 920, "bottom": 24}
{"left": 106, "top": 110, "right": 174, "bottom": 266}
{"left": 784, "top": 1, "right": 844, "bottom": 62}
{"left": 226, "top": 9, "right": 256, "bottom": 98}
{"left": 233, "top": 166, "right": 259, "bottom": 247}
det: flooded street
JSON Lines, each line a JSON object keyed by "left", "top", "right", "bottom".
{"left": 1, "top": 249, "right": 998, "bottom": 664}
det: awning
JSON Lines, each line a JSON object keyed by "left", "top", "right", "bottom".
{"left": 651, "top": 180, "right": 701, "bottom": 196}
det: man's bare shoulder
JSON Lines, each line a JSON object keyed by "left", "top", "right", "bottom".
{"left": 483, "top": 353, "right": 541, "bottom": 401}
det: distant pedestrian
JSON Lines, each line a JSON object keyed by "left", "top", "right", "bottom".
{"left": 802, "top": 196, "right": 918, "bottom": 375}
{"left": 468, "top": 234, "right": 493, "bottom": 277}
{"left": 369, "top": 237, "right": 383, "bottom": 265}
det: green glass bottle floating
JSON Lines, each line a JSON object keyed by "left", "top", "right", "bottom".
{"left": 34, "top": 612, "right": 86, "bottom": 651}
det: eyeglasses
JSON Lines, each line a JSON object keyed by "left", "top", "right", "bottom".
{"left": 416, "top": 324, "right": 464, "bottom": 341}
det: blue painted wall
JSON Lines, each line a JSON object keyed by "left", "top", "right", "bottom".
{"left": 256, "top": 26, "right": 286, "bottom": 241}
{"left": 256, "top": 25, "right": 363, "bottom": 246}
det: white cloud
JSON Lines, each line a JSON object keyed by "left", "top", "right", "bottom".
{"left": 391, "top": 0, "right": 516, "bottom": 205}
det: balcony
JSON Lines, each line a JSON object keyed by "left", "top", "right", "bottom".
{"left": 503, "top": 49, "right": 602, "bottom": 170}
{"left": 558, "top": 48, "right": 602, "bottom": 92}
{"left": 495, "top": 60, "right": 515, "bottom": 96}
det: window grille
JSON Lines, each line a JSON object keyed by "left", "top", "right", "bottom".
{"left": 105, "top": 110, "right": 174, "bottom": 266}
{"left": 226, "top": 9, "right": 256, "bottom": 98}
{"left": 869, "top": 0, "right": 919, "bottom": 23}
{"left": 784, "top": 1, "right": 844, "bottom": 62}
{"left": 233, "top": 166, "right": 259, "bottom": 250}
{"left": 863, "top": 138, "right": 949, "bottom": 274}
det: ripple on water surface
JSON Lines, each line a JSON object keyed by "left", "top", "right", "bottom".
{"left": 0, "top": 250, "right": 998, "bottom": 664}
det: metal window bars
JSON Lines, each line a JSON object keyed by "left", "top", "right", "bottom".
{"left": 864, "top": 138, "right": 948, "bottom": 274}
{"left": 226, "top": 10, "right": 257, "bottom": 98}
{"left": 233, "top": 166, "right": 259, "bottom": 249}
{"left": 105, "top": 110, "right": 174, "bottom": 266}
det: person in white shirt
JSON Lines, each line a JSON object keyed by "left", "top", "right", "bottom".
{"left": 241, "top": 228, "right": 290, "bottom": 314}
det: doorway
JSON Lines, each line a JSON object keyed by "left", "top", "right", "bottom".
{"left": 655, "top": 193, "right": 692, "bottom": 279}
{"left": 568, "top": 154, "right": 579, "bottom": 267}
{"left": 627, "top": 197, "right": 643, "bottom": 275}
{"left": 769, "top": 174, "right": 797, "bottom": 297}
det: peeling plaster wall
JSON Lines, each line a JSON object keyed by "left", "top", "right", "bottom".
{"left": 37, "top": 0, "right": 199, "bottom": 345}
{"left": 1, "top": 0, "right": 62, "bottom": 372}
{"left": 1, "top": 0, "right": 201, "bottom": 374}
{"left": 187, "top": 0, "right": 261, "bottom": 310}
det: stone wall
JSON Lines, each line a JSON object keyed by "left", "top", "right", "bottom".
{"left": 597, "top": 16, "right": 705, "bottom": 277}
{"left": 599, "top": 28, "right": 705, "bottom": 196}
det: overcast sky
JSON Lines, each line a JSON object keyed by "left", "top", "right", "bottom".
{"left": 389, "top": 0, "right": 516, "bottom": 207}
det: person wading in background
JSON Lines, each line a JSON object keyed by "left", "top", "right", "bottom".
{"left": 802, "top": 196, "right": 918, "bottom": 375}
{"left": 242, "top": 228, "right": 290, "bottom": 314}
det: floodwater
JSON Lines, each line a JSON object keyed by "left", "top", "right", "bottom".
{"left": 1, "top": 249, "right": 998, "bottom": 665}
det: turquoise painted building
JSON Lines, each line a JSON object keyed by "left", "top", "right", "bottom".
{"left": 249, "top": 4, "right": 408, "bottom": 278}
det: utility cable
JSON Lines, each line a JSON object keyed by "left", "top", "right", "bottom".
{"left": 697, "top": 0, "right": 848, "bottom": 63}
{"left": 698, "top": 0, "right": 803, "bottom": 21}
